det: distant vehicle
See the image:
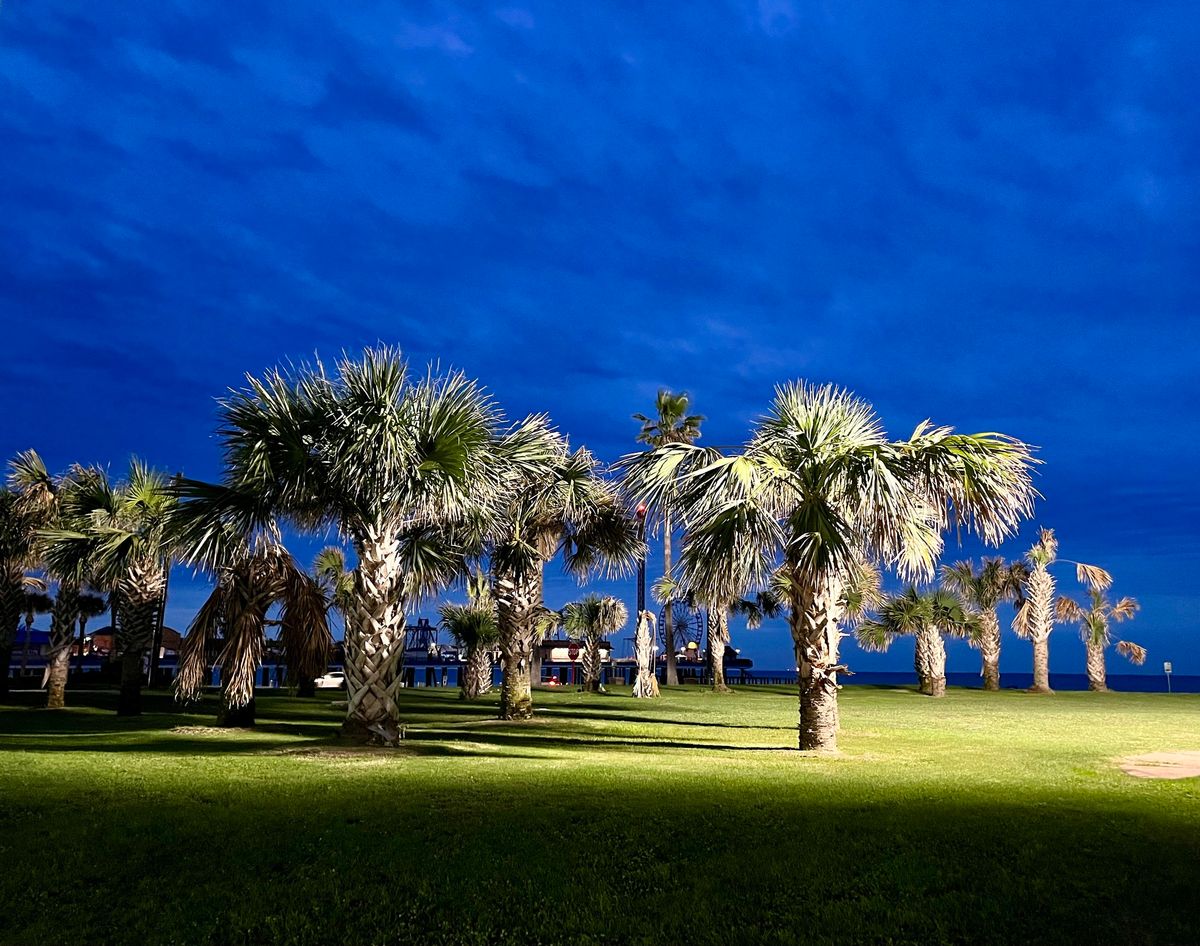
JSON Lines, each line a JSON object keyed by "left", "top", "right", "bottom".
{"left": 314, "top": 671, "right": 346, "bottom": 689}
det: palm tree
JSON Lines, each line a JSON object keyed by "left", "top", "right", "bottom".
{"left": 173, "top": 489, "right": 332, "bottom": 726}
{"left": 633, "top": 390, "right": 703, "bottom": 686}
{"left": 1013, "top": 528, "right": 1111, "bottom": 694}
{"left": 310, "top": 546, "right": 355, "bottom": 698}
{"left": 39, "top": 461, "right": 178, "bottom": 715}
{"left": 1056, "top": 590, "right": 1141, "bottom": 692}
{"left": 856, "top": 587, "right": 982, "bottom": 696}
{"left": 560, "top": 594, "right": 629, "bottom": 693}
{"left": 9, "top": 450, "right": 103, "bottom": 709}
{"left": 0, "top": 452, "right": 57, "bottom": 700}
{"left": 18, "top": 587, "right": 53, "bottom": 678}
{"left": 193, "top": 347, "right": 506, "bottom": 739}
{"left": 489, "top": 417, "right": 640, "bottom": 720}
{"left": 439, "top": 575, "right": 499, "bottom": 700}
{"left": 941, "top": 558, "right": 1028, "bottom": 690}
{"left": 621, "top": 382, "right": 1037, "bottom": 749}
{"left": 73, "top": 591, "right": 107, "bottom": 675}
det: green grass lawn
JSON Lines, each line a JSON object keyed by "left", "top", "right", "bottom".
{"left": 1, "top": 684, "right": 1198, "bottom": 946}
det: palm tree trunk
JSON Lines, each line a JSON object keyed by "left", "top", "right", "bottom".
{"left": 709, "top": 608, "right": 730, "bottom": 693}
{"left": 979, "top": 609, "right": 1001, "bottom": 691}
{"left": 1029, "top": 636, "right": 1053, "bottom": 693}
{"left": 495, "top": 566, "right": 541, "bottom": 720}
{"left": 1085, "top": 638, "right": 1107, "bottom": 692}
{"left": 793, "top": 575, "right": 844, "bottom": 751}
{"left": 914, "top": 625, "right": 946, "bottom": 696}
{"left": 45, "top": 585, "right": 80, "bottom": 709}
{"left": 461, "top": 645, "right": 491, "bottom": 699}
{"left": 218, "top": 693, "right": 256, "bottom": 726}
{"left": 116, "top": 568, "right": 165, "bottom": 717}
{"left": 582, "top": 632, "right": 603, "bottom": 692}
{"left": 663, "top": 515, "right": 678, "bottom": 686}
{"left": 632, "top": 610, "right": 659, "bottom": 698}
{"left": 297, "top": 678, "right": 316, "bottom": 698}
{"left": 342, "top": 531, "right": 407, "bottom": 740}
{"left": 1026, "top": 565, "right": 1055, "bottom": 694}
{"left": 45, "top": 647, "right": 71, "bottom": 709}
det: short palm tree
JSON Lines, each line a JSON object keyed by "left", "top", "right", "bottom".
{"left": 193, "top": 347, "right": 506, "bottom": 739}
{"left": 489, "top": 417, "right": 639, "bottom": 719}
{"left": 173, "top": 488, "right": 332, "bottom": 726}
{"left": 633, "top": 390, "right": 703, "bottom": 686}
{"left": 1013, "top": 528, "right": 1110, "bottom": 694}
{"left": 0, "top": 452, "right": 57, "bottom": 700}
{"left": 560, "top": 594, "right": 628, "bottom": 693}
{"left": 18, "top": 587, "right": 53, "bottom": 677}
{"left": 439, "top": 576, "right": 499, "bottom": 700}
{"left": 1056, "top": 590, "right": 1141, "bottom": 692}
{"left": 39, "top": 461, "right": 177, "bottom": 715}
{"left": 941, "top": 558, "right": 1028, "bottom": 690}
{"left": 621, "top": 382, "right": 1037, "bottom": 749}
{"left": 856, "top": 586, "right": 982, "bottom": 696}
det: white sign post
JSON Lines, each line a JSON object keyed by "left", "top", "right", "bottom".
{"left": 1164, "top": 661, "right": 1173, "bottom": 694}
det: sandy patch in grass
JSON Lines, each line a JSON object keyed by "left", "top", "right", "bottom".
{"left": 1118, "top": 751, "right": 1200, "bottom": 780}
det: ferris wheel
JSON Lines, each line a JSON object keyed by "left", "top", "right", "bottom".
{"left": 657, "top": 601, "right": 704, "bottom": 654}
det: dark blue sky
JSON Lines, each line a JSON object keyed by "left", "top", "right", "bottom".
{"left": 2, "top": 2, "right": 1197, "bottom": 675}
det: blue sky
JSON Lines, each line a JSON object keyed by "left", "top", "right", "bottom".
{"left": 1, "top": 2, "right": 1197, "bottom": 675}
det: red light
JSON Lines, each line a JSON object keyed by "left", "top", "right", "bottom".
{"left": 636, "top": 502, "right": 647, "bottom": 518}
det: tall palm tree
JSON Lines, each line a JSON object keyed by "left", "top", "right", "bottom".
{"left": 0, "top": 452, "right": 57, "bottom": 700}
{"left": 39, "top": 461, "right": 178, "bottom": 715}
{"left": 489, "top": 417, "right": 640, "bottom": 719}
{"left": 560, "top": 594, "right": 628, "bottom": 693}
{"left": 74, "top": 591, "right": 107, "bottom": 675}
{"left": 621, "top": 382, "right": 1037, "bottom": 749}
{"left": 633, "top": 390, "right": 703, "bottom": 686}
{"left": 856, "top": 587, "right": 982, "bottom": 696}
{"left": 1012, "top": 528, "right": 1110, "bottom": 694}
{"left": 10, "top": 450, "right": 103, "bottom": 709}
{"left": 1057, "top": 590, "right": 1141, "bottom": 692}
{"left": 439, "top": 574, "right": 499, "bottom": 700}
{"left": 192, "top": 347, "right": 506, "bottom": 739}
{"left": 173, "top": 488, "right": 332, "bottom": 726}
{"left": 941, "top": 558, "right": 1028, "bottom": 691}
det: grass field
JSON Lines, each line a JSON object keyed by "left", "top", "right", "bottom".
{"left": 1, "top": 684, "right": 1198, "bottom": 945}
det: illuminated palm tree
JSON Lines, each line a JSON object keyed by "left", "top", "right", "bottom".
{"left": 489, "top": 417, "right": 640, "bottom": 719}
{"left": 622, "top": 382, "right": 1037, "bottom": 749}
{"left": 1056, "top": 590, "right": 1141, "bottom": 692}
{"left": 560, "top": 594, "right": 628, "bottom": 693}
{"left": 439, "top": 574, "right": 499, "bottom": 700}
{"left": 856, "top": 587, "right": 982, "bottom": 696}
{"left": 39, "top": 461, "right": 177, "bottom": 716}
{"left": 173, "top": 486, "right": 332, "bottom": 726}
{"left": 941, "top": 558, "right": 1028, "bottom": 690}
{"left": 1013, "top": 528, "right": 1110, "bottom": 694}
{"left": 633, "top": 390, "right": 703, "bottom": 686}
{"left": 193, "top": 347, "right": 506, "bottom": 739}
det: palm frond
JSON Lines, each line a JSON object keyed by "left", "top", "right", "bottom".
{"left": 1115, "top": 640, "right": 1147, "bottom": 666}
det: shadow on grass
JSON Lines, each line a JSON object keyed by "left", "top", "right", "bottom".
{"left": 1, "top": 765, "right": 1196, "bottom": 946}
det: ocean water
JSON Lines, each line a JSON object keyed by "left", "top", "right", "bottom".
{"left": 729, "top": 670, "right": 1200, "bottom": 693}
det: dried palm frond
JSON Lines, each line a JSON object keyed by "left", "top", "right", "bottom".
{"left": 1075, "top": 562, "right": 1112, "bottom": 592}
{"left": 1115, "top": 640, "right": 1147, "bottom": 665}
